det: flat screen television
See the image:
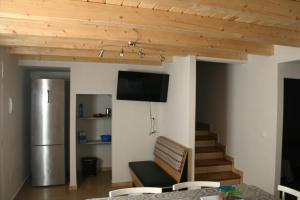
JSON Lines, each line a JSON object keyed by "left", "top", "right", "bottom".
{"left": 117, "top": 71, "right": 169, "bottom": 102}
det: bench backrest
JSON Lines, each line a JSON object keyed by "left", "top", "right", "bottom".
{"left": 154, "top": 136, "right": 189, "bottom": 183}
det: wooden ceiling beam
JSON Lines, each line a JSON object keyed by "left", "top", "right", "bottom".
{"left": 0, "top": 35, "right": 248, "bottom": 60}
{"left": 18, "top": 55, "right": 162, "bottom": 65}
{"left": 1, "top": 0, "right": 300, "bottom": 46}
{"left": 0, "top": 18, "right": 273, "bottom": 56}
{"left": 7, "top": 46, "right": 171, "bottom": 63}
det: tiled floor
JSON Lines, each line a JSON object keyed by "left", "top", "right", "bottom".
{"left": 15, "top": 171, "right": 126, "bottom": 200}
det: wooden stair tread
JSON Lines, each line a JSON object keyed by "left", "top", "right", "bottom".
{"left": 195, "top": 134, "right": 216, "bottom": 140}
{"left": 195, "top": 171, "right": 241, "bottom": 181}
{"left": 195, "top": 130, "right": 209, "bottom": 135}
{"left": 195, "top": 146, "right": 224, "bottom": 153}
{"left": 195, "top": 158, "right": 232, "bottom": 167}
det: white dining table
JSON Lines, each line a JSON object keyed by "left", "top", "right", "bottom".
{"left": 86, "top": 184, "right": 274, "bottom": 200}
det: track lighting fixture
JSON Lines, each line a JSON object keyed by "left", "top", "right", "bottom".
{"left": 98, "top": 41, "right": 166, "bottom": 63}
{"left": 160, "top": 54, "right": 165, "bottom": 63}
{"left": 128, "top": 41, "right": 137, "bottom": 47}
{"left": 98, "top": 48, "right": 104, "bottom": 57}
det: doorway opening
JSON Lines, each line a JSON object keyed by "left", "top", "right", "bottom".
{"left": 23, "top": 68, "right": 71, "bottom": 185}
{"left": 281, "top": 78, "right": 300, "bottom": 199}
{"left": 196, "top": 61, "right": 229, "bottom": 142}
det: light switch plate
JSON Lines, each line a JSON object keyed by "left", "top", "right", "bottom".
{"left": 8, "top": 97, "right": 13, "bottom": 114}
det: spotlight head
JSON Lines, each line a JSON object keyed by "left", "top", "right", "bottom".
{"left": 128, "top": 41, "right": 137, "bottom": 47}
{"left": 160, "top": 54, "right": 165, "bottom": 63}
{"left": 120, "top": 48, "right": 124, "bottom": 57}
{"left": 138, "top": 49, "right": 145, "bottom": 59}
{"left": 98, "top": 48, "right": 104, "bottom": 57}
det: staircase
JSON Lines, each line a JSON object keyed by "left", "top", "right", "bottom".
{"left": 194, "top": 123, "right": 242, "bottom": 185}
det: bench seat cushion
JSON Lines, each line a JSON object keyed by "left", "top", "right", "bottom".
{"left": 129, "top": 161, "right": 177, "bottom": 187}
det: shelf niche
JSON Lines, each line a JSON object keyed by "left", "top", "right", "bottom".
{"left": 76, "top": 94, "right": 112, "bottom": 173}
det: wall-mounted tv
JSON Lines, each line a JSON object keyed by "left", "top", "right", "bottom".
{"left": 117, "top": 71, "right": 169, "bottom": 102}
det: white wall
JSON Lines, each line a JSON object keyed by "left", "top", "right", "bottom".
{"left": 225, "top": 55, "right": 278, "bottom": 193}
{"left": 161, "top": 57, "right": 196, "bottom": 147}
{"left": 228, "top": 46, "right": 300, "bottom": 194}
{"left": 20, "top": 57, "right": 197, "bottom": 187}
{"left": 0, "top": 49, "right": 29, "bottom": 200}
{"left": 195, "top": 46, "right": 300, "bottom": 194}
{"left": 161, "top": 56, "right": 196, "bottom": 180}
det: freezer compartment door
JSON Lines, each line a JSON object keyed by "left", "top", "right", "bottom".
{"left": 31, "top": 79, "right": 65, "bottom": 145}
{"left": 31, "top": 145, "right": 65, "bottom": 186}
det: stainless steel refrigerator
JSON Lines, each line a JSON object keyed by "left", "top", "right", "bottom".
{"left": 31, "top": 79, "right": 65, "bottom": 186}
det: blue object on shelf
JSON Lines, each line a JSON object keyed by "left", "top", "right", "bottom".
{"left": 101, "top": 134, "right": 111, "bottom": 142}
{"left": 79, "top": 131, "right": 87, "bottom": 143}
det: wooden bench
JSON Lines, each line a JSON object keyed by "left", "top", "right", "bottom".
{"left": 129, "top": 136, "right": 189, "bottom": 189}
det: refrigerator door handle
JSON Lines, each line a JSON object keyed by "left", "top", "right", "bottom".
{"left": 47, "top": 89, "right": 50, "bottom": 103}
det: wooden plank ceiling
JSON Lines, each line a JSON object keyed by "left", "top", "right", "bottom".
{"left": 0, "top": 0, "right": 299, "bottom": 65}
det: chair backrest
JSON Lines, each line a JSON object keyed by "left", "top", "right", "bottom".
{"left": 154, "top": 136, "right": 189, "bottom": 183}
{"left": 278, "top": 185, "right": 300, "bottom": 200}
{"left": 109, "top": 187, "right": 162, "bottom": 197}
{"left": 172, "top": 181, "right": 220, "bottom": 191}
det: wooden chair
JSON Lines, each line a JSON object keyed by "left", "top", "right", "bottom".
{"left": 278, "top": 185, "right": 300, "bottom": 200}
{"left": 172, "top": 181, "right": 220, "bottom": 191}
{"left": 109, "top": 187, "right": 162, "bottom": 197}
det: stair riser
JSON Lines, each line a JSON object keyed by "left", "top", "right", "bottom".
{"left": 195, "top": 135, "right": 217, "bottom": 141}
{"left": 195, "top": 165, "right": 232, "bottom": 174}
{"left": 220, "top": 179, "right": 241, "bottom": 186}
{"left": 196, "top": 130, "right": 209, "bottom": 135}
{"left": 196, "top": 140, "right": 216, "bottom": 147}
{"left": 195, "top": 152, "right": 224, "bottom": 159}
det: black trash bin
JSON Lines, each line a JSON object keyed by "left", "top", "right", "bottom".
{"left": 81, "top": 157, "right": 97, "bottom": 176}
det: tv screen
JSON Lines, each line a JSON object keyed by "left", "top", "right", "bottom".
{"left": 117, "top": 71, "right": 169, "bottom": 102}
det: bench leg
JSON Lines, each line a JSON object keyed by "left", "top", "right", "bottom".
{"left": 129, "top": 169, "right": 144, "bottom": 187}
